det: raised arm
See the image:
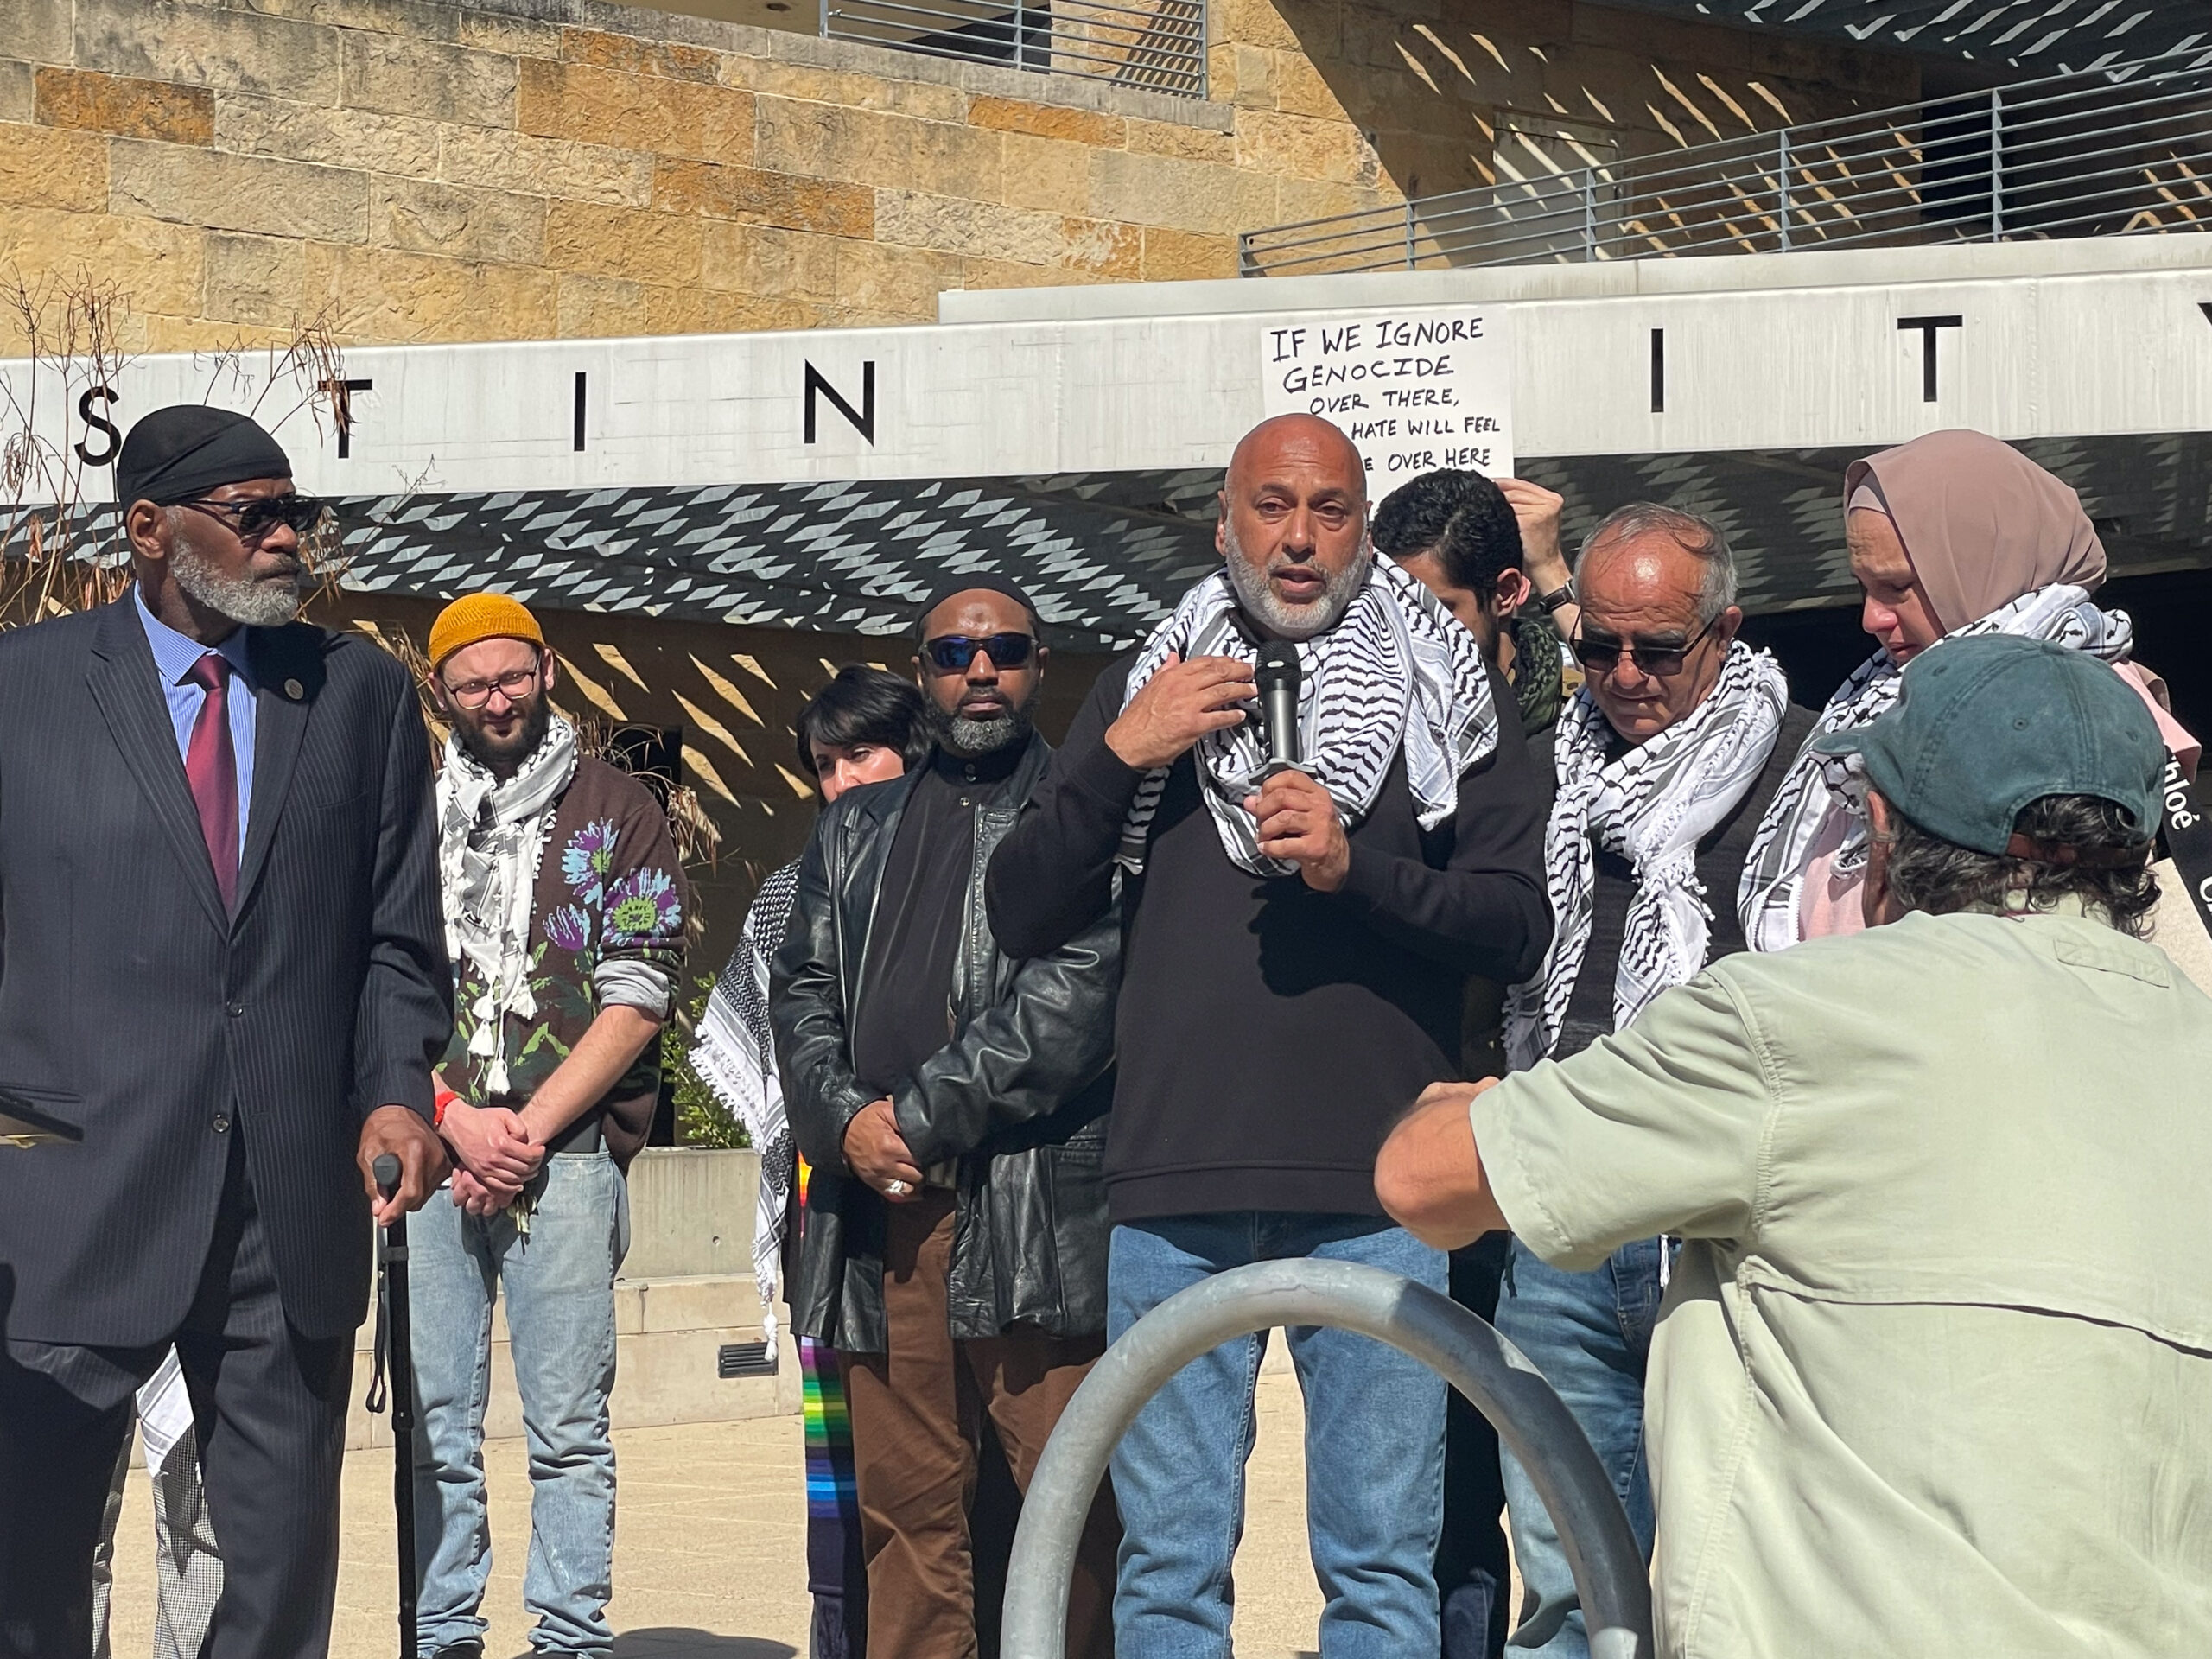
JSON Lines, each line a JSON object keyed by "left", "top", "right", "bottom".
{"left": 1501, "top": 477, "right": 1576, "bottom": 641}
{"left": 987, "top": 652, "right": 1255, "bottom": 959}
{"left": 986, "top": 659, "right": 1131, "bottom": 960}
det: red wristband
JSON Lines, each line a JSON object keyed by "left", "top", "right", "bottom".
{"left": 433, "top": 1088, "right": 459, "bottom": 1128}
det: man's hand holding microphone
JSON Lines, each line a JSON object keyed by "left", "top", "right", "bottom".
{"left": 1104, "top": 645, "right": 1348, "bottom": 893}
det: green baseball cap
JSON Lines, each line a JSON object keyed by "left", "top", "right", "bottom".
{"left": 1811, "top": 633, "right": 2163, "bottom": 855}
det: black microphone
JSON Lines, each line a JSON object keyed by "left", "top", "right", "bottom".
{"left": 1255, "top": 640, "right": 1302, "bottom": 776}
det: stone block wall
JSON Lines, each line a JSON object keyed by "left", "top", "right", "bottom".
{"left": 0, "top": 0, "right": 1914, "bottom": 353}
{"left": 1237, "top": 0, "right": 1918, "bottom": 212}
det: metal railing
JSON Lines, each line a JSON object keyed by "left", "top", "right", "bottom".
{"left": 822, "top": 0, "right": 1205, "bottom": 98}
{"left": 1001, "top": 1259, "right": 1653, "bottom": 1659}
{"left": 1238, "top": 54, "right": 2212, "bottom": 276}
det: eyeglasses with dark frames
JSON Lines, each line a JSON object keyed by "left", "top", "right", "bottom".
{"left": 923, "top": 632, "right": 1036, "bottom": 674}
{"left": 174, "top": 493, "right": 330, "bottom": 543}
{"left": 1570, "top": 614, "right": 1719, "bottom": 678}
{"left": 442, "top": 663, "right": 543, "bottom": 710}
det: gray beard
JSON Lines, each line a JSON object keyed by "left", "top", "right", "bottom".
{"left": 1224, "top": 524, "right": 1371, "bottom": 641}
{"left": 171, "top": 542, "right": 304, "bottom": 629}
{"left": 930, "top": 698, "right": 1033, "bottom": 759}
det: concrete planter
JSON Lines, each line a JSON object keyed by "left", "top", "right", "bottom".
{"left": 348, "top": 1147, "right": 798, "bottom": 1448}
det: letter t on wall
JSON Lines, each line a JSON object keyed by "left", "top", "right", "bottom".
{"left": 1896, "top": 316, "right": 1962, "bottom": 404}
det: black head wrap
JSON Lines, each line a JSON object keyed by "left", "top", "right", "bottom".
{"left": 912, "top": 571, "right": 1044, "bottom": 639}
{"left": 115, "top": 406, "right": 291, "bottom": 508}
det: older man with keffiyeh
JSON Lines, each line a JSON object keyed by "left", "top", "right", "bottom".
{"left": 1493, "top": 502, "right": 1813, "bottom": 1659}
{"left": 987, "top": 413, "right": 1550, "bottom": 1659}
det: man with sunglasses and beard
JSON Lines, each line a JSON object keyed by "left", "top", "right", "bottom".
{"left": 0, "top": 405, "right": 451, "bottom": 1657}
{"left": 1490, "top": 504, "right": 1812, "bottom": 1659}
{"left": 774, "top": 576, "right": 1122, "bottom": 1659}
{"left": 987, "top": 414, "right": 1551, "bottom": 1659}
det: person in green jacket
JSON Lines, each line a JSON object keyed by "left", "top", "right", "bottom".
{"left": 1382, "top": 633, "right": 2211, "bottom": 1659}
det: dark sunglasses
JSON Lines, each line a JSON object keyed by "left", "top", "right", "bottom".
{"left": 1571, "top": 614, "right": 1717, "bottom": 677}
{"left": 923, "top": 632, "right": 1035, "bottom": 674}
{"left": 175, "top": 493, "right": 330, "bottom": 542}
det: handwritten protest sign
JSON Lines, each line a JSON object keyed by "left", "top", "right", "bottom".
{"left": 1259, "top": 304, "right": 1513, "bottom": 484}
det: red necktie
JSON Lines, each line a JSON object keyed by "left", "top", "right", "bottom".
{"left": 185, "top": 652, "right": 238, "bottom": 910}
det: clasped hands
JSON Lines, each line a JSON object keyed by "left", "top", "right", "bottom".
{"left": 440, "top": 1096, "right": 549, "bottom": 1217}
{"left": 1104, "top": 652, "right": 1349, "bottom": 892}
{"left": 844, "top": 1098, "right": 923, "bottom": 1203}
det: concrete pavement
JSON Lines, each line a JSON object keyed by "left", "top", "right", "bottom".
{"left": 103, "top": 1371, "right": 1332, "bottom": 1659}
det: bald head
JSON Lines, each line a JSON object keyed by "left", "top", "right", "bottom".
{"left": 1228, "top": 414, "right": 1368, "bottom": 510}
{"left": 1573, "top": 505, "right": 1742, "bottom": 743}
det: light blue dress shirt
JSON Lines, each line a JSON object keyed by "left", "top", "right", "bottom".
{"left": 135, "top": 587, "right": 257, "bottom": 857}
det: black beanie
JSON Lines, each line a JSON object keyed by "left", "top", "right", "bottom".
{"left": 115, "top": 405, "right": 292, "bottom": 508}
{"left": 912, "top": 571, "right": 1044, "bottom": 633}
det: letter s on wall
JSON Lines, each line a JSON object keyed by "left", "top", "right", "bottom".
{"left": 75, "top": 385, "right": 120, "bottom": 467}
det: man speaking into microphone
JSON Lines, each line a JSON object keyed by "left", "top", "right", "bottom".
{"left": 988, "top": 413, "right": 1550, "bottom": 1658}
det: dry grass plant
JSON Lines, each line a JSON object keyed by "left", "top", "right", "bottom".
{"left": 0, "top": 271, "right": 360, "bottom": 626}
{"left": 6, "top": 276, "right": 739, "bottom": 1140}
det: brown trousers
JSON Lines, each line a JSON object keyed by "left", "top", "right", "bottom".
{"left": 842, "top": 1191, "right": 1120, "bottom": 1659}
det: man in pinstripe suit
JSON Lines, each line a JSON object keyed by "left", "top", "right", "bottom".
{"left": 0, "top": 406, "right": 453, "bottom": 1659}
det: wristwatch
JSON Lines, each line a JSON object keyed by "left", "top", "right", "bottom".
{"left": 1535, "top": 582, "right": 1575, "bottom": 615}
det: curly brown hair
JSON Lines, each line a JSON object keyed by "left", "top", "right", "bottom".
{"left": 1884, "top": 793, "right": 2160, "bottom": 938}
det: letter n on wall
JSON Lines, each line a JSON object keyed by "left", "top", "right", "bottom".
{"left": 804, "top": 361, "right": 875, "bottom": 444}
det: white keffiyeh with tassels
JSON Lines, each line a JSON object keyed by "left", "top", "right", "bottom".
{"left": 1115, "top": 556, "right": 1499, "bottom": 876}
{"left": 691, "top": 860, "right": 802, "bottom": 1347}
{"left": 1737, "top": 583, "right": 2134, "bottom": 952}
{"left": 1505, "top": 642, "right": 1789, "bottom": 1071}
{"left": 436, "top": 714, "right": 579, "bottom": 1096}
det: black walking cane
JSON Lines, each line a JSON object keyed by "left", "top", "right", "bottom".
{"left": 368, "top": 1153, "right": 419, "bottom": 1659}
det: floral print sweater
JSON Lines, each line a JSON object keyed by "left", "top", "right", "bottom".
{"left": 441, "top": 755, "right": 689, "bottom": 1168}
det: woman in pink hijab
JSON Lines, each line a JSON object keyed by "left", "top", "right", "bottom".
{"left": 1739, "top": 429, "right": 2196, "bottom": 950}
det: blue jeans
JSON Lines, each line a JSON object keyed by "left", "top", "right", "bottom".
{"left": 1108, "top": 1213, "right": 1447, "bottom": 1659}
{"left": 1493, "top": 1236, "right": 1667, "bottom": 1659}
{"left": 409, "top": 1151, "right": 630, "bottom": 1657}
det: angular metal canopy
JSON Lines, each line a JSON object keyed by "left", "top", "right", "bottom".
{"left": 1600, "top": 0, "right": 2209, "bottom": 74}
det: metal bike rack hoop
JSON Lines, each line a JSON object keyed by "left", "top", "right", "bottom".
{"left": 1001, "top": 1256, "right": 1652, "bottom": 1659}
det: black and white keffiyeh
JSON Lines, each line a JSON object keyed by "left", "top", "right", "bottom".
{"left": 1504, "top": 642, "right": 1789, "bottom": 1071}
{"left": 437, "top": 714, "right": 580, "bottom": 1095}
{"left": 1115, "top": 556, "right": 1499, "bottom": 876}
{"left": 1737, "top": 583, "right": 2134, "bottom": 952}
{"left": 692, "top": 860, "right": 802, "bottom": 1342}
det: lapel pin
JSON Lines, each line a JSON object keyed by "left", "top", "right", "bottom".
{"left": 284, "top": 678, "right": 304, "bottom": 701}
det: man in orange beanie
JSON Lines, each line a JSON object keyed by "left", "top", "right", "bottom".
{"left": 410, "top": 594, "right": 689, "bottom": 1659}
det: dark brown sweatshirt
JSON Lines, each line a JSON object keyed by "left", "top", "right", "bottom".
{"left": 441, "top": 756, "right": 688, "bottom": 1169}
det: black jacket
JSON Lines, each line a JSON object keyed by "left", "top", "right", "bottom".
{"left": 772, "top": 732, "right": 1117, "bottom": 1351}
{"left": 0, "top": 597, "right": 451, "bottom": 1347}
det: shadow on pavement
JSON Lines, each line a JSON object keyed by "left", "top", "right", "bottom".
{"left": 599, "top": 1636, "right": 798, "bottom": 1658}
